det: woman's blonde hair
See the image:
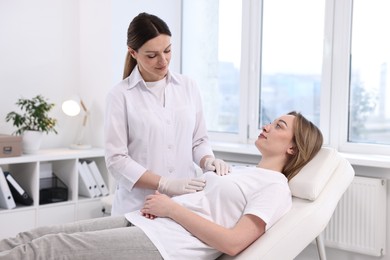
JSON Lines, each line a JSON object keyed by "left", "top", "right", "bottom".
{"left": 282, "top": 111, "right": 323, "bottom": 181}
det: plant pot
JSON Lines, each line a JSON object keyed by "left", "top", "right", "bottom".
{"left": 22, "top": 130, "right": 43, "bottom": 154}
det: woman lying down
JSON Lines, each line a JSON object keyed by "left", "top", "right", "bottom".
{"left": 0, "top": 111, "right": 323, "bottom": 260}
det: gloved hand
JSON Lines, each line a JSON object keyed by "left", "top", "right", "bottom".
{"left": 157, "top": 176, "right": 206, "bottom": 196}
{"left": 204, "top": 158, "right": 231, "bottom": 176}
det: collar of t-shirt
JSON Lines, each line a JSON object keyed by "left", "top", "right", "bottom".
{"left": 145, "top": 77, "right": 168, "bottom": 106}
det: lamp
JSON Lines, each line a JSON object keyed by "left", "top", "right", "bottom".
{"left": 62, "top": 97, "right": 92, "bottom": 149}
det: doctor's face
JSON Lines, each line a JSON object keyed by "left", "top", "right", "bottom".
{"left": 129, "top": 34, "right": 171, "bottom": 82}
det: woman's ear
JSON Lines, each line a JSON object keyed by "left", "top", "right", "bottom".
{"left": 128, "top": 47, "right": 137, "bottom": 59}
{"left": 287, "top": 146, "right": 296, "bottom": 155}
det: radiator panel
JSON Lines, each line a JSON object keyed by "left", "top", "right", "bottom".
{"left": 323, "top": 176, "right": 387, "bottom": 256}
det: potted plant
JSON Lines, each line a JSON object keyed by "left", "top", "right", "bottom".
{"left": 5, "top": 95, "right": 58, "bottom": 154}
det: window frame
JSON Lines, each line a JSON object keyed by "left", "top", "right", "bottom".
{"left": 182, "top": 0, "right": 390, "bottom": 157}
{"left": 331, "top": 0, "right": 390, "bottom": 155}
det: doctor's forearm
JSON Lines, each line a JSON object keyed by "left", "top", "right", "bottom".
{"left": 134, "top": 170, "right": 160, "bottom": 190}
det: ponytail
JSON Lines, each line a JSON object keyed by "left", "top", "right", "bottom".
{"left": 123, "top": 52, "right": 137, "bottom": 80}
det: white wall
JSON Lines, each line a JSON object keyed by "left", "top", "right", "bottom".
{"left": 0, "top": 0, "right": 181, "bottom": 148}
{"left": 0, "top": 0, "right": 80, "bottom": 147}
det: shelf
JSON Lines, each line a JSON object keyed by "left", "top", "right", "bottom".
{"left": 0, "top": 147, "right": 109, "bottom": 239}
{"left": 0, "top": 147, "right": 105, "bottom": 164}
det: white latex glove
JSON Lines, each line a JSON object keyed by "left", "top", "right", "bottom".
{"left": 204, "top": 158, "right": 231, "bottom": 176}
{"left": 157, "top": 176, "right": 206, "bottom": 196}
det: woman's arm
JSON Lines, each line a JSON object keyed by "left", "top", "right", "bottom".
{"left": 141, "top": 192, "right": 266, "bottom": 256}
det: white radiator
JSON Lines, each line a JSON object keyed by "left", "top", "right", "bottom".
{"left": 323, "top": 176, "right": 387, "bottom": 256}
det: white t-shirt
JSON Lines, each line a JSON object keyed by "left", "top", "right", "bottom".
{"left": 125, "top": 166, "right": 292, "bottom": 260}
{"left": 105, "top": 67, "right": 214, "bottom": 215}
{"left": 145, "top": 77, "right": 167, "bottom": 106}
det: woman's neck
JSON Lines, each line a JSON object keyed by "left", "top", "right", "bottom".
{"left": 257, "top": 156, "right": 286, "bottom": 173}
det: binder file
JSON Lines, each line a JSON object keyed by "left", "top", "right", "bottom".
{"left": 81, "top": 161, "right": 101, "bottom": 197}
{"left": 0, "top": 167, "right": 16, "bottom": 209}
{"left": 86, "top": 160, "right": 109, "bottom": 196}
{"left": 78, "top": 161, "right": 95, "bottom": 198}
{"left": 4, "top": 171, "right": 33, "bottom": 206}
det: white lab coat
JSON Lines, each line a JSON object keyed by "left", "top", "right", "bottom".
{"left": 104, "top": 67, "right": 214, "bottom": 215}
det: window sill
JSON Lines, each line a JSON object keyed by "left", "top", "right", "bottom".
{"left": 211, "top": 141, "right": 390, "bottom": 169}
{"left": 338, "top": 152, "right": 390, "bottom": 169}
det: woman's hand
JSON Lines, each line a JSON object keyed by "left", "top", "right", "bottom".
{"left": 141, "top": 191, "right": 177, "bottom": 219}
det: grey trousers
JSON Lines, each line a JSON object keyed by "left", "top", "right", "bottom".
{"left": 0, "top": 216, "right": 163, "bottom": 260}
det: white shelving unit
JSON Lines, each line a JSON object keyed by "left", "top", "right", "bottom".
{"left": 0, "top": 147, "right": 110, "bottom": 239}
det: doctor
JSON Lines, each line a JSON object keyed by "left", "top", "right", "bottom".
{"left": 105, "top": 12, "right": 230, "bottom": 215}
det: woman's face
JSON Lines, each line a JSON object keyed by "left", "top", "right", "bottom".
{"left": 129, "top": 34, "right": 171, "bottom": 82}
{"left": 255, "top": 114, "right": 296, "bottom": 157}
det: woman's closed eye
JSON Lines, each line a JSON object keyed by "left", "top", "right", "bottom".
{"left": 147, "top": 50, "right": 170, "bottom": 59}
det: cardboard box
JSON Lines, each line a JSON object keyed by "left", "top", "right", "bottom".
{"left": 0, "top": 134, "right": 22, "bottom": 158}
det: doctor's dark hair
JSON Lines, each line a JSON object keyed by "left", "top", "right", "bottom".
{"left": 122, "top": 13, "right": 172, "bottom": 79}
{"left": 282, "top": 111, "right": 323, "bottom": 181}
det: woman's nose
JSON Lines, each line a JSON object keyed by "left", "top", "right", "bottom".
{"left": 262, "top": 124, "right": 269, "bottom": 132}
{"left": 158, "top": 54, "right": 167, "bottom": 64}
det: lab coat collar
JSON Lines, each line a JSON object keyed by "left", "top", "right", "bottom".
{"left": 125, "top": 66, "right": 179, "bottom": 90}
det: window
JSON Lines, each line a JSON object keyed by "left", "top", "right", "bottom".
{"left": 182, "top": 0, "right": 325, "bottom": 141}
{"left": 182, "top": 0, "right": 242, "bottom": 135}
{"left": 182, "top": 0, "right": 390, "bottom": 155}
{"left": 349, "top": 0, "right": 390, "bottom": 145}
{"left": 260, "top": 0, "right": 324, "bottom": 128}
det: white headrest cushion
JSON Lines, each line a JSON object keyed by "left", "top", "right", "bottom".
{"left": 289, "top": 147, "right": 341, "bottom": 201}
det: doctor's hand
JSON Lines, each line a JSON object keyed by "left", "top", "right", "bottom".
{"left": 157, "top": 176, "right": 206, "bottom": 197}
{"left": 141, "top": 191, "right": 177, "bottom": 219}
{"left": 204, "top": 158, "right": 231, "bottom": 176}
